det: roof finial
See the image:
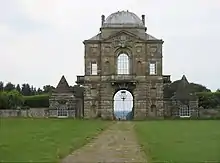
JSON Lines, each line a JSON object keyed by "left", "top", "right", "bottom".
{"left": 142, "top": 14, "right": 145, "bottom": 25}
{"left": 101, "top": 15, "right": 105, "bottom": 26}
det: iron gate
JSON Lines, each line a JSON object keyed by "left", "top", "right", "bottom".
{"left": 113, "top": 90, "right": 134, "bottom": 120}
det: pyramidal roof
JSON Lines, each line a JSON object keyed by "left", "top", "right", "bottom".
{"left": 54, "top": 75, "right": 72, "bottom": 93}
{"left": 173, "top": 75, "right": 197, "bottom": 101}
{"left": 177, "top": 75, "right": 189, "bottom": 90}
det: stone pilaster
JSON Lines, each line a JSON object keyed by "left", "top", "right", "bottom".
{"left": 133, "top": 82, "right": 148, "bottom": 120}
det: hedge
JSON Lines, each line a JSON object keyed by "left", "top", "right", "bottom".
{"left": 196, "top": 92, "right": 220, "bottom": 109}
{"left": 23, "top": 94, "right": 49, "bottom": 108}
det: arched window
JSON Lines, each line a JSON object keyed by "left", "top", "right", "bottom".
{"left": 117, "top": 53, "right": 129, "bottom": 74}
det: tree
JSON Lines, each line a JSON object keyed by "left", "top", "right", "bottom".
{"left": 0, "top": 91, "right": 9, "bottom": 109}
{"left": 16, "top": 84, "right": 21, "bottom": 93}
{"left": 21, "top": 84, "right": 31, "bottom": 96}
{"left": 30, "top": 85, "right": 36, "bottom": 95}
{"left": 0, "top": 81, "right": 3, "bottom": 91}
{"left": 216, "top": 89, "right": 220, "bottom": 92}
{"left": 7, "top": 90, "right": 24, "bottom": 109}
{"left": 0, "top": 90, "right": 23, "bottom": 109}
{"left": 164, "top": 80, "right": 211, "bottom": 98}
{"left": 190, "top": 83, "right": 211, "bottom": 92}
{"left": 4, "top": 82, "right": 15, "bottom": 92}
{"left": 43, "top": 85, "right": 55, "bottom": 94}
{"left": 37, "top": 88, "right": 43, "bottom": 94}
{"left": 197, "top": 92, "right": 219, "bottom": 109}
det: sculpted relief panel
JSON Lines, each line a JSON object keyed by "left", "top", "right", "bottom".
{"left": 135, "top": 43, "right": 145, "bottom": 59}
{"left": 147, "top": 44, "right": 162, "bottom": 57}
{"left": 135, "top": 43, "right": 144, "bottom": 53}
{"left": 89, "top": 44, "right": 99, "bottom": 55}
{"left": 112, "top": 34, "right": 133, "bottom": 48}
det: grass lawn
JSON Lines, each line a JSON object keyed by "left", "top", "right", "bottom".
{"left": 135, "top": 120, "right": 220, "bottom": 163}
{"left": 0, "top": 118, "right": 111, "bottom": 162}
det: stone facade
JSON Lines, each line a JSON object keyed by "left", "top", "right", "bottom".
{"left": 48, "top": 76, "right": 82, "bottom": 118}
{"left": 164, "top": 75, "right": 199, "bottom": 118}
{"left": 76, "top": 11, "right": 166, "bottom": 120}
{"left": 46, "top": 11, "right": 201, "bottom": 120}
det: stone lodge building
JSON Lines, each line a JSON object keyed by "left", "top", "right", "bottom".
{"left": 49, "top": 11, "right": 199, "bottom": 120}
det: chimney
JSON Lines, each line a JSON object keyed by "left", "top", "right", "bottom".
{"left": 141, "top": 15, "right": 145, "bottom": 25}
{"left": 101, "top": 15, "right": 105, "bottom": 26}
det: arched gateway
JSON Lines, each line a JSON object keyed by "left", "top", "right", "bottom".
{"left": 113, "top": 89, "right": 134, "bottom": 120}
{"left": 76, "top": 10, "right": 166, "bottom": 120}
{"left": 49, "top": 11, "right": 199, "bottom": 120}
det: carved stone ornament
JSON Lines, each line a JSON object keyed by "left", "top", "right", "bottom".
{"left": 104, "top": 46, "right": 111, "bottom": 53}
{"left": 57, "top": 99, "right": 67, "bottom": 104}
{"left": 112, "top": 35, "right": 133, "bottom": 48}
{"left": 136, "top": 46, "right": 142, "bottom": 53}
{"left": 150, "top": 47, "right": 157, "bottom": 53}
{"left": 90, "top": 44, "right": 98, "bottom": 53}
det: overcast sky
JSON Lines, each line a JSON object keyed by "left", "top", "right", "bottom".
{"left": 0, "top": 0, "right": 219, "bottom": 91}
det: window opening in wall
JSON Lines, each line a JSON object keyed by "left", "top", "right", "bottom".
{"left": 57, "top": 105, "right": 68, "bottom": 118}
{"left": 150, "top": 104, "right": 156, "bottom": 112}
{"left": 179, "top": 105, "right": 190, "bottom": 117}
{"left": 117, "top": 53, "right": 129, "bottom": 74}
{"left": 91, "top": 62, "right": 98, "bottom": 75}
{"left": 149, "top": 62, "right": 156, "bottom": 75}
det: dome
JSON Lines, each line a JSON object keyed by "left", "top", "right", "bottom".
{"left": 102, "top": 11, "right": 144, "bottom": 28}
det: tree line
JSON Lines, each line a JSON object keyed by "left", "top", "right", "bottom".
{"left": 164, "top": 80, "right": 220, "bottom": 109}
{"left": 0, "top": 80, "right": 219, "bottom": 110}
{"left": 0, "top": 81, "right": 55, "bottom": 96}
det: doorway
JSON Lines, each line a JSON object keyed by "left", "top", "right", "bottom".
{"left": 113, "top": 89, "right": 134, "bottom": 120}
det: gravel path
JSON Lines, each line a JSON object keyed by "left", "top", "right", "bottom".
{"left": 62, "top": 121, "right": 147, "bottom": 163}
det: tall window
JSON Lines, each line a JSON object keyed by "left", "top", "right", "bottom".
{"left": 117, "top": 53, "right": 129, "bottom": 74}
{"left": 57, "top": 105, "right": 68, "bottom": 117}
{"left": 91, "top": 62, "right": 97, "bottom": 75}
{"left": 149, "top": 62, "right": 156, "bottom": 75}
{"left": 179, "top": 105, "right": 190, "bottom": 117}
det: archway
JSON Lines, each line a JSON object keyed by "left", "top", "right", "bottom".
{"left": 113, "top": 89, "right": 134, "bottom": 120}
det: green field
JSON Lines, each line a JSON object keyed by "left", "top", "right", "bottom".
{"left": 135, "top": 120, "right": 220, "bottom": 163}
{"left": 0, "top": 118, "right": 110, "bottom": 162}
{"left": 1, "top": 119, "right": 220, "bottom": 163}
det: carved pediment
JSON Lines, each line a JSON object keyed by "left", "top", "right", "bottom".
{"left": 112, "top": 35, "right": 133, "bottom": 48}
{"left": 103, "top": 31, "right": 145, "bottom": 48}
{"left": 57, "top": 99, "right": 67, "bottom": 104}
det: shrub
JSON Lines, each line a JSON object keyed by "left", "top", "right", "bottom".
{"left": 196, "top": 92, "right": 220, "bottom": 109}
{"left": 0, "top": 90, "right": 24, "bottom": 109}
{"left": 23, "top": 94, "right": 49, "bottom": 108}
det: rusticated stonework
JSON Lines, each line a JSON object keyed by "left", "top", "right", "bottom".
{"left": 45, "top": 10, "right": 199, "bottom": 120}
{"left": 49, "top": 76, "right": 77, "bottom": 118}
{"left": 76, "top": 11, "right": 167, "bottom": 120}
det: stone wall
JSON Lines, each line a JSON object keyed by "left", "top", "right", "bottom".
{"left": 1, "top": 108, "right": 220, "bottom": 119}
{"left": 0, "top": 108, "right": 47, "bottom": 118}
{"left": 0, "top": 108, "right": 75, "bottom": 118}
{"left": 199, "top": 109, "right": 220, "bottom": 119}
{"left": 162, "top": 102, "right": 220, "bottom": 119}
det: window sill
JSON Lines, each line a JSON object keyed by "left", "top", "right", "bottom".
{"left": 57, "top": 116, "right": 68, "bottom": 118}
{"left": 179, "top": 116, "right": 190, "bottom": 118}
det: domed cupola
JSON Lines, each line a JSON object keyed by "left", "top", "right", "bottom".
{"left": 101, "top": 10, "right": 145, "bottom": 28}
